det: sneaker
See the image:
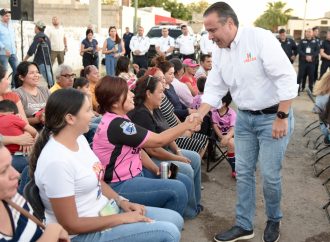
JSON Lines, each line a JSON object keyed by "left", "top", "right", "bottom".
{"left": 214, "top": 226, "right": 254, "bottom": 242}
{"left": 263, "top": 221, "right": 280, "bottom": 242}
{"left": 231, "top": 171, "right": 236, "bottom": 179}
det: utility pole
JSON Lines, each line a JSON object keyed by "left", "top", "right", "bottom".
{"left": 302, "top": 0, "right": 308, "bottom": 39}
{"left": 134, "top": 0, "right": 138, "bottom": 33}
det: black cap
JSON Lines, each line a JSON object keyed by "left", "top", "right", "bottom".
{"left": 0, "top": 9, "right": 11, "bottom": 16}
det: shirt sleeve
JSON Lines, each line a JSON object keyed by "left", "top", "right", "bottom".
{"left": 12, "top": 115, "right": 27, "bottom": 130}
{"left": 128, "top": 108, "right": 157, "bottom": 133}
{"left": 27, "top": 36, "right": 39, "bottom": 56}
{"left": 107, "top": 117, "right": 150, "bottom": 148}
{"left": 258, "top": 30, "right": 298, "bottom": 101}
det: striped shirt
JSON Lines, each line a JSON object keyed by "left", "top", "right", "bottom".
{"left": 1, "top": 193, "right": 43, "bottom": 242}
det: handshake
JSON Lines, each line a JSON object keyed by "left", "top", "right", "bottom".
{"left": 184, "top": 113, "right": 203, "bottom": 132}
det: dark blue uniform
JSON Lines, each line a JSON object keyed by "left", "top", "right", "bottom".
{"left": 278, "top": 37, "right": 297, "bottom": 63}
{"left": 314, "top": 37, "right": 321, "bottom": 80}
{"left": 297, "top": 38, "right": 320, "bottom": 92}
{"left": 123, "top": 32, "right": 134, "bottom": 58}
{"left": 320, "top": 39, "right": 330, "bottom": 78}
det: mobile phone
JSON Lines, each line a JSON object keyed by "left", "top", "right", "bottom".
{"left": 169, "top": 163, "right": 179, "bottom": 179}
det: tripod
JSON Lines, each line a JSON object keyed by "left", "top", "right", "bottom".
{"left": 36, "top": 40, "right": 54, "bottom": 88}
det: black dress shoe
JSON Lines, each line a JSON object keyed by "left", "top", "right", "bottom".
{"left": 263, "top": 221, "right": 280, "bottom": 242}
{"left": 214, "top": 226, "right": 254, "bottom": 242}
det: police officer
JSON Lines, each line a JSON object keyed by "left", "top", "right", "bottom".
{"left": 129, "top": 26, "right": 150, "bottom": 69}
{"left": 320, "top": 30, "right": 330, "bottom": 78}
{"left": 123, "top": 27, "right": 134, "bottom": 59}
{"left": 297, "top": 28, "right": 320, "bottom": 92}
{"left": 278, "top": 28, "right": 297, "bottom": 64}
{"left": 312, "top": 27, "right": 321, "bottom": 80}
{"left": 176, "top": 25, "right": 197, "bottom": 60}
{"left": 156, "top": 27, "right": 175, "bottom": 60}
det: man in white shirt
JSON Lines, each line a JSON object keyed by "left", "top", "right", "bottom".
{"left": 194, "top": 54, "right": 212, "bottom": 80}
{"left": 200, "top": 32, "right": 215, "bottom": 55}
{"left": 156, "top": 28, "right": 175, "bottom": 60}
{"left": 46, "top": 16, "right": 67, "bottom": 66}
{"left": 176, "top": 25, "right": 196, "bottom": 60}
{"left": 129, "top": 26, "right": 150, "bottom": 69}
{"left": 196, "top": 2, "right": 297, "bottom": 242}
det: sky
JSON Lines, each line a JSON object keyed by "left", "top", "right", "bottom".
{"left": 178, "top": 0, "right": 330, "bottom": 26}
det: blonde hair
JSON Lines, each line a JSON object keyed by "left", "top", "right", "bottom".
{"left": 313, "top": 72, "right": 330, "bottom": 96}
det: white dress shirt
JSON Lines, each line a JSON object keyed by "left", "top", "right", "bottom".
{"left": 200, "top": 33, "right": 216, "bottom": 55}
{"left": 46, "top": 26, "right": 66, "bottom": 52}
{"left": 202, "top": 27, "right": 298, "bottom": 111}
{"left": 176, "top": 34, "right": 196, "bottom": 55}
{"left": 129, "top": 35, "right": 150, "bottom": 56}
{"left": 156, "top": 36, "right": 175, "bottom": 56}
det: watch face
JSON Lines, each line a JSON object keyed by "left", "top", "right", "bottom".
{"left": 277, "top": 111, "right": 288, "bottom": 119}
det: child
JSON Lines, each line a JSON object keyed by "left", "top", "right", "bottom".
{"left": 0, "top": 100, "right": 37, "bottom": 172}
{"left": 211, "top": 92, "right": 237, "bottom": 178}
{"left": 191, "top": 76, "right": 206, "bottom": 109}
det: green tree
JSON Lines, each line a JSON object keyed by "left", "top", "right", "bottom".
{"left": 254, "top": 1, "right": 292, "bottom": 32}
{"left": 187, "top": 0, "right": 209, "bottom": 14}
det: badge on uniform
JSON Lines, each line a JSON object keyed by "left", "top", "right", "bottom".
{"left": 306, "top": 47, "right": 311, "bottom": 54}
{"left": 120, "top": 121, "right": 137, "bottom": 135}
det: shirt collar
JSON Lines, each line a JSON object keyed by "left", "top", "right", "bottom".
{"left": 230, "top": 27, "right": 242, "bottom": 48}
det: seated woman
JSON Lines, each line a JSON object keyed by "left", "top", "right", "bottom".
{"left": 313, "top": 72, "right": 330, "bottom": 143}
{"left": 129, "top": 75, "right": 203, "bottom": 218}
{"left": 0, "top": 142, "right": 70, "bottom": 242}
{"left": 115, "top": 56, "right": 138, "bottom": 89}
{"left": 14, "top": 61, "right": 50, "bottom": 130}
{"left": 82, "top": 65, "right": 100, "bottom": 112}
{"left": 31, "top": 88, "right": 183, "bottom": 242}
{"left": 93, "top": 76, "right": 201, "bottom": 217}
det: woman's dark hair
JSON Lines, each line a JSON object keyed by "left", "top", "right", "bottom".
{"left": 197, "top": 76, "right": 207, "bottom": 93}
{"left": 203, "top": 2, "right": 239, "bottom": 27}
{"left": 95, "top": 76, "right": 128, "bottom": 114}
{"left": 115, "top": 56, "right": 130, "bottom": 76}
{"left": 29, "top": 89, "right": 86, "bottom": 178}
{"left": 154, "top": 56, "right": 173, "bottom": 74}
{"left": 14, "top": 61, "right": 39, "bottom": 87}
{"left": 0, "top": 64, "right": 6, "bottom": 81}
{"left": 136, "top": 68, "right": 147, "bottom": 78}
{"left": 221, "top": 91, "right": 232, "bottom": 107}
{"left": 81, "top": 65, "right": 96, "bottom": 78}
{"left": 134, "top": 75, "right": 160, "bottom": 107}
{"left": 0, "top": 100, "right": 18, "bottom": 114}
{"left": 73, "top": 77, "right": 89, "bottom": 89}
{"left": 86, "top": 29, "right": 93, "bottom": 37}
{"left": 169, "top": 58, "right": 183, "bottom": 74}
{"left": 108, "top": 26, "right": 121, "bottom": 44}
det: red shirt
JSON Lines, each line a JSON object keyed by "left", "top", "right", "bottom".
{"left": 0, "top": 114, "right": 26, "bottom": 154}
{"left": 2, "top": 92, "right": 20, "bottom": 103}
{"left": 180, "top": 75, "right": 198, "bottom": 96}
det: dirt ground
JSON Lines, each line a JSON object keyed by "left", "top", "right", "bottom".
{"left": 181, "top": 92, "right": 330, "bottom": 242}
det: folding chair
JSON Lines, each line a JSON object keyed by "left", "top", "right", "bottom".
{"left": 23, "top": 180, "right": 45, "bottom": 222}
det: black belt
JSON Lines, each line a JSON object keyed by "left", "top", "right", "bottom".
{"left": 240, "top": 104, "right": 279, "bottom": 115}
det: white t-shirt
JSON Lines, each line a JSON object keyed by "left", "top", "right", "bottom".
{"left": 46, "top": 26, "right": 66, "bottom": 52}
{"left": 200, "top": 33, "right": 215, "bottom": 55}
{"left": 35, "top": 135, "right": 108, "bottom": 225}
{"left": 156, "top": 36, "right": 175, "bottom": 56}
{"left": 176, "top": 34, "right": 196, "bottom": 55}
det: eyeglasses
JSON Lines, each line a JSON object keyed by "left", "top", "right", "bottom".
{"left": 96, "top": 169, "right": 104, "bottom": 200}
{"left": 61, "top": 73, "right": 76, "bottom": 79}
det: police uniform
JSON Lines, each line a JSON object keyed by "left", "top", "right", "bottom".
{"left": 156, "top": 36, "right": 175, "bottom": 60}
{"left": 123, "top": 32, "right": 134, "bottom": 58}
{"left": 314, "top": 37, "right": 321, "bottom": 80}
{"left": 176, "top": 34, "right": 196, "bottom": 60}
{"left": 278, "top": 37, "right": 297, "bottom": 64}
{"left": 129, "top": 35, "right": 150, "bottom": 69}
{"left": 320, "top": 38, "right": 330, "bottom": 78}
{"left": 297, "top": 38, "right": 320, "bottom": 92}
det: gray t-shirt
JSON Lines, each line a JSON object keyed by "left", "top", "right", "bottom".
{"left": 14, "top": 86, "right": 50, "bottom": 117}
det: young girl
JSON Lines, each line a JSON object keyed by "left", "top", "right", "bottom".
{"left": 211, "top": 92, "right": 237, "bottom": 178}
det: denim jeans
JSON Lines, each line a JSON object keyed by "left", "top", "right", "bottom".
{"left": 85, "top": 116, "right": 102, "bottom": 145}
{"left": 109, "top": 172, "right": 188, "bottom": 216}
{"left": 38, "top": 64, "right": 54, "bottom": 87}
{"left": 105, "top": 55, "right": 117, "bottom": 76}
{"left": 71, "top": 206, "right": 183, "bottom": 242}
{"left": 18, "top": 165, "right": 30, "bottom": 195}
{"left": 234, "top": 110, "right": 294, "bottom": 230}
{"left": 151, "top": 149, "right": 202, "bottom": 218}
{"left": 0, "top": 54, "right": 18, "bottom": 88}
{"left": 12, "top": 155, "right": 28, "bottom": 173}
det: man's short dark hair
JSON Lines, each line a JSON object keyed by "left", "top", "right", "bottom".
{"left": 312, "top": 26, "right": 319, "bottom": 31}
{"left": 181, "top": 25, "right": 187, "bottom": 29}
{"left": 200, "top": 54, "right": 211, "bottom": 63}
{"left": 278, "top": 28, "right": 286, "bottom": 34}
{"left": 203, "top": 2, "right": 239, "bottom": 27}
{"left": 0, "top": 100, "right": 19, "bottom": 114}
{"left": 197, "top": 76, "right": 207, "bottom": 93}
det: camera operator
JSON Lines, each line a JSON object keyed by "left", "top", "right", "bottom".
{"left": 23, "top": 21, "right": 53, "bottom": 87}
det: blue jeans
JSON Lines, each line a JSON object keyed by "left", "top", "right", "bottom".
{"left": 85, "top": 116, "right": 102, "bottom": 145}
{"left": 71, "top": 206, "right": 183, "bottom": 242}
{"left": 151, "top": 149, "right": 202, "bottom": 218}
{"left": 38, "top": 64, "right": 54, "bottom": 87}
{"left": 109, "top": 172, "right": 188, "bottom": 216}
{"left": 234, "top": 110, "right": 294, "bottom": 230}
{"left": 320, "top": 122, "right": 330, "bottom": 141}
{"left": 105, "top": 55, "right": 117, "bottom": 76}
{"left": 18, "top": 165, "right": 30, "bottom": 195}
{"left": 12, "top": 155, "right": 28, "bottom": 173}
{"left": 0, "top": 54, "right": 18, "bottom": 88}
